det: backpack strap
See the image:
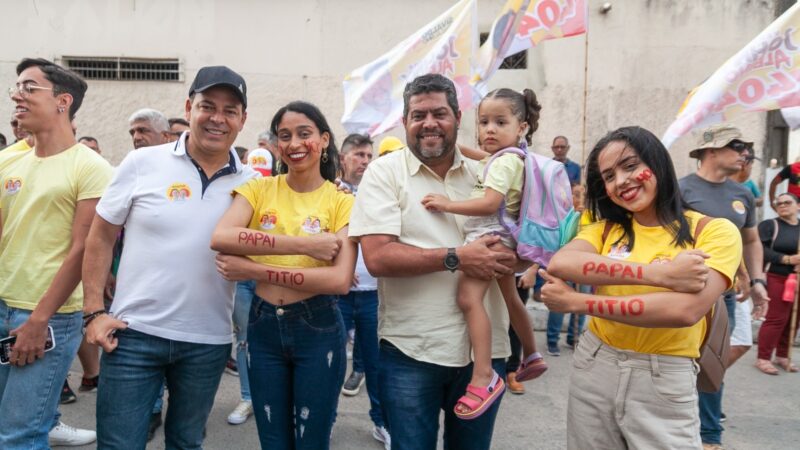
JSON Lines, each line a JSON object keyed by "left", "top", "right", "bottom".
{"left": 693, "top": 215, "right": 712, "bottom": 246}
{"left": 601, "top": 220, "right": 614, "bottom": 244}
{"left": 695, "top": 214, "right": 718, "bottom": 339}
{"left": 483, "top": 147, "right": 527, "bottom": 235}
{"left": 764, "top": 218, "right": 779, "bottom": 273}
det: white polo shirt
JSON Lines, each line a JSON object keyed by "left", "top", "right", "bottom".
{"left": 349, "top": 148, "right": 510, "bottom": 367}
{"left": 96, "top": 133, "right": 258, "bottom": 344}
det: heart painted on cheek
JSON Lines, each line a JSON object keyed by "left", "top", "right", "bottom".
{"left": 635, "top": 169, "right": 653, "bottom": 182}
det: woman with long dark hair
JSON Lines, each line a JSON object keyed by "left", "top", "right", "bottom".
{"left": 755, "top": 192, "right": 800, "bottom": 374}
{"left": 540, "top": 126, "right": 741, "bottom": 448}
{"left": 211, "top": 101, "right": 356, "bottom": 449}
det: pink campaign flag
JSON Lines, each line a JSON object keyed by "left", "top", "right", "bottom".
{"left": 662, "top": 2, "right": 800, "bottom": 148}
{"left": 474, "top": 0, "right": 587, "bottom": 92}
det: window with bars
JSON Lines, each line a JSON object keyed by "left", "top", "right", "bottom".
{"left": 61, "top": 57, "right": 182, "bottom": 81}
{"left": 479, "top": 33, "right": 528, "bottom": 70}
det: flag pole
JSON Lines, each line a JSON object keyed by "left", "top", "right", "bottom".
{"left": 580, "top": 24, "right": 590, "bottom": 166}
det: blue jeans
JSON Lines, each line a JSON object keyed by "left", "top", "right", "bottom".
{"left": 233, "top": 280, "right": 255, "bottom": 401}
{"left": 0, "top": 301, "right": 82, "bottom": 450}
{"left": 699, "top": 292, "right": 737, "bottom": 445}
{"left": 248, "top": 295, "right": 346, "bottom": 450}
{"left": 96, "top": 328, "right": 229, "bottom": 449}
{"left": 338, "top": 290, "right": 384, "bottom": 427}
{"left": 546, "top": 312, "right": 586, "bottom": 347}
{"left": 379, "top": 341, "right": 506, "bottom": 450}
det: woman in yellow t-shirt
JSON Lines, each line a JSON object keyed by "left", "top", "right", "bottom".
{"left": 540, "top": 126, "right": 741, "bottom": 449}
{"left": 212, "top": 101, "right": 356, "bottom": 449}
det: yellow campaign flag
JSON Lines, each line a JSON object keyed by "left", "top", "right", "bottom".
{"left": 663, "top": 3, "right": 800, "bottom": 148}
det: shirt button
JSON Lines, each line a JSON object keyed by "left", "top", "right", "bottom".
{"left": 276, "top": 308, "right": 284, "bottom": 316}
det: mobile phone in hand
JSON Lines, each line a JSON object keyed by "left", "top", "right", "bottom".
{"left": 0, "top": 326, "right": 55, "bottom": 364}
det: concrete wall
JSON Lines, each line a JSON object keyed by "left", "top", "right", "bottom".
{"left": 0, "top": 0, "right": 777, "bottom": 175}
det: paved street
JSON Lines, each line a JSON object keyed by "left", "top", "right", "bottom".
{"left": 61, "top": 327, "right": 799, "bottom": 450}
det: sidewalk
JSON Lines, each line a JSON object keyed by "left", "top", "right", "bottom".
{"left": 61, "top": 330, "right": 800, "bottom": 449}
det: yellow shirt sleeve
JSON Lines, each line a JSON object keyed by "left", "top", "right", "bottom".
{"left": 233, "top": 177, "right": 264, "bottom": 211}
{"left": 695, "top": 217, "right": 742, "bottom": 289}
{"left": 332, "top": 191, "right": 354, "bottom": 233}
{"left": 483, "top": 153, "right": 524, "bottom": 197}
{"left": 76, "top": 152, "right": 113, "bottom": 200}
{"left": 573, "top": 219, "right": 608, "bottom": 253}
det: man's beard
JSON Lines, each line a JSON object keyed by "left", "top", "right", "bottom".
{"left": 409, "top": 135, "right": 455, "bottom": 162}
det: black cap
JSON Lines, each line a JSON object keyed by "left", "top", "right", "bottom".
{"left": 188, "top": 66, "right": 247, "bottom": 109}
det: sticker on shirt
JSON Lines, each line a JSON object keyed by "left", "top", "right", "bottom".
{"left": 607, "top": 243, "right": 631, "bottom": 260}
{"left": 301, "top": 216, "right": 323, "bottom": 234}
{"left": 731, "top": 200, "right": 746, "bottom": 215}
{"left": 3, "top": 178, "right": 22, "bottom": 195}
{"left": 166, "top": 183, "right": 191, "bottom": 202}
{"left": 259, "top": 209, "right": 278, "bottom": 230}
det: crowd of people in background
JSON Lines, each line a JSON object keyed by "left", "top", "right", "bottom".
{"left": 0, "top": 58, "right": 797, "bottom": 450}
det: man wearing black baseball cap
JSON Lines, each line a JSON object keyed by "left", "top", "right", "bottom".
{"left": 82, "top": 66, "right": 258, "bottom": 448}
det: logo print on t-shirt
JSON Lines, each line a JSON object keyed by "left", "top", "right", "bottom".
{"left": 301, "top": 216, "right": 322, "bottom": 234}
{"left": 259, "top": 210, "right": 278, "bottom": 230}
{"left": 607, "top": 243, "right": 631, "bottom": 260}
{"left": 731, "top": 200, "right": 746, "bottom": 215}
{"left": 3, "top": 178, "right": 22, "bottom": 195}
{"left": 166, "top": 183, "right": 192, "bottom": 201}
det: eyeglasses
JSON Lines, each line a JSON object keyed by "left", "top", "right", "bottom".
{"left": 726, "top": 140, "right": 753, "bottom": 153}
{"left": 775, "top": 201, "right": 795, "bottom": 207}
{"left": 552, "top": 145, "right": 568, "bottom": 149}
{"left": 8, "top": 82, "right": 53, "bottom": 99}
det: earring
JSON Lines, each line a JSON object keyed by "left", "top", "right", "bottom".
{"left": 57, "top": 106, "right": 65, "bottom": 113}
{"left": 321, "top": 151, "right": 328, "bottom": 163}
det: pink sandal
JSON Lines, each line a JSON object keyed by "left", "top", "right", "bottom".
{"left": 454, "top": 371, "right": 505, "bottom": 420}
{"left": 515, "top": 352, "right": 548, "bottom": 382}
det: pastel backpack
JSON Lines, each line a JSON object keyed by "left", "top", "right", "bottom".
{"left": 483, "top": 145, "right": 580, "bottom": 267}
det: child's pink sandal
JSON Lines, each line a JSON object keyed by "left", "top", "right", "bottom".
{"left": 454, "top": 371, "right": 505, "bottom": 420}
{"left": 515, "top": 352, "right": 548, "bottom": 382}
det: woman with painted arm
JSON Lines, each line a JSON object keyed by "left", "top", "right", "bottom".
{"left": 211, "top": 101, "right": 356, "bottom": 450}
{"left": 540, "top": 126, "right": 742, "bottom": 449}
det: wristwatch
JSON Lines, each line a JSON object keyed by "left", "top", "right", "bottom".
{"left": 750, "top": 278, "right": 767, "bottom": 288}
{"left": 444, "top": 248, "right": 460, "bottom": 272}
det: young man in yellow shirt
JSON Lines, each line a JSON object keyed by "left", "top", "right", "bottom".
{"left": 0, "top": 58, "right": 112, "bottom": 448}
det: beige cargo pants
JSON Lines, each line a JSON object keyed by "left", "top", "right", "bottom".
{"left": 566, "top": 331, "right": 702, "bottom": 450}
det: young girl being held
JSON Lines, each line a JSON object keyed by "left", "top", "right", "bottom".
{"left": 421, "top": 88, "right": 547, "bottom": 419}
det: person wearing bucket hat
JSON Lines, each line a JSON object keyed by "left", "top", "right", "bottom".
{"left": 688, "top": 123, "right": 754, "bottom": 160}
{"left": 680, "top": 123, "right": 769, "bottom": 449}
{"left": 80, "top": 65, "right": 273, "bottom": 448}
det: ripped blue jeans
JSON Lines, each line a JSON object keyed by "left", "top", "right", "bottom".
{"left": 247, "top": 294, "right": 346, "bottom": 450}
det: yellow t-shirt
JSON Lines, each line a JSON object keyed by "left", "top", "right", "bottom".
{"left": 2, "top": 139, "right": 32, "bottom": 154}
{"left": 471, "top": 154, "right": 524, "bottom": 216}
{"left": 0, "top": 144, "right": 113, "bottom": 313}
{"left": 575, "top": 210, "right": 741, "bottom": 357}
{"left": 234, "top": 175, "right": 354, "bottom": 269}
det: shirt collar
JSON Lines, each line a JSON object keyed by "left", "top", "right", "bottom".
{"left": 172, "top": 131, "right": 241, "bottom": 174}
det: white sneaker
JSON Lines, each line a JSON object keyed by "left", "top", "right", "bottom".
{"left": 49, "top": 421, "right": 96, "bottom": 446}
{"left": 372, "top": 425, "right": 391, "bottom": 450}
{"left": 227, "top": 400, "right": 253, "bottom": 425}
